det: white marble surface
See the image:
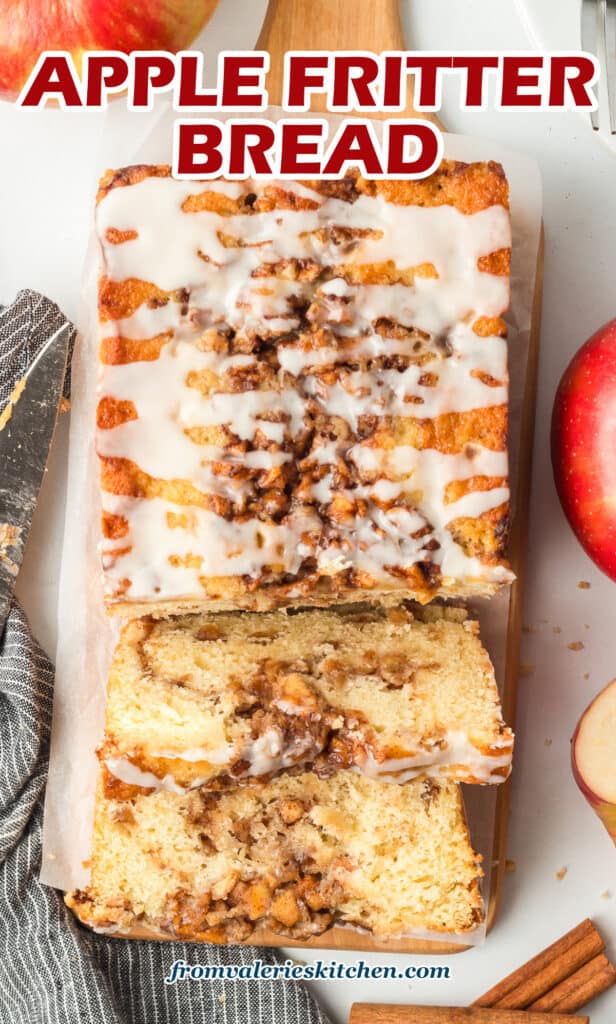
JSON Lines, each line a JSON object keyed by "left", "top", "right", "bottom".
{"left": 2, "top": 1, "right": 616, "bottom": 1020}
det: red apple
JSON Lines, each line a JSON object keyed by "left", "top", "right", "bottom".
{"left": 551, "top": 317, "right": 616, "bottom": 580}
{"left": 0, "top": 0, "right": 218, "bottom": 101}
{"left": 572, "top": 678, "right": 616, "bottom": 843}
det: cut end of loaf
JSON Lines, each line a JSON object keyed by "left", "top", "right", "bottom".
{"left": 66, "top": 771, "right": 483, "bottom": 942}
{"left": 100, "top": 603, "right": 513, "bottom": 793}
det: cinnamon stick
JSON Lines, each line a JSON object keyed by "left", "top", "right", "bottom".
{"left": 349, "top": 1005, "right": 588, "bottom": 1024}
{"left": 473, "top": 919, "right": 603, "bottom": 1008}
{"left": 530, "top": 952, "right": 616, "bottom": 1013}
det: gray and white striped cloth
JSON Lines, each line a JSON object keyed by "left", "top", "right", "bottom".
{"left": 0, "top": 290, "right": 331, "bottom": 1024}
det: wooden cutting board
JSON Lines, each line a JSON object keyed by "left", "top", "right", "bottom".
{"left": 257, "top": 0, "right": 442, "bottom": 122}
{"left": 80, "top": 0, "right": 542, "bottom": 958}
{"left": 254, "top": 0, "right": 545, "bottom": 955}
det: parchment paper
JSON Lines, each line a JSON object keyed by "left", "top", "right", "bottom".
{"left": 41, "top": 101, "right": 542, "bottom": 949}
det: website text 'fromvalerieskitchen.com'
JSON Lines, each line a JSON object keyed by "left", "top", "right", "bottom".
{"left": 164, "top": 959, "right": 451, "bottom": 984}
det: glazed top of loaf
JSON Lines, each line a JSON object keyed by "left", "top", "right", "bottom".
{"left": 96, "top": 162, "right": 512, "bottom": 611}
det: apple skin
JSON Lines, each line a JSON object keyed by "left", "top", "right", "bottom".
{"left": 0, "top": 0, "right": 218, "bottom": 101}
{"left": 551, "top": 318, "right": 616, "bottom": 581}
{"left": 571, "top": 679, "right": 616, "bottom": 844}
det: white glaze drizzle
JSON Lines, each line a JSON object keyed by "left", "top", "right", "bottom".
{"left": 104, "top": 724, "right": 513, "bottom": 791}
{"left": 355, "top": 729, "right": 513, "bottom": 784}
{"left": 105, "top": 726, "right": 323, "bottom": 792}
{"left": 104, "top": 757, "right": 192, "bottom": 794}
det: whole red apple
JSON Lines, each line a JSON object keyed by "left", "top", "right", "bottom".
{"left": 0, "top": 0, "right": 218, "bottom": 101}
{"left": 551, "top": 317, "right": 616, "bottom": 580}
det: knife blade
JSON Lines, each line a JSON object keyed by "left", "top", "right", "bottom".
{"left": 0, "top": 322, "right": 70, "bottom": 632}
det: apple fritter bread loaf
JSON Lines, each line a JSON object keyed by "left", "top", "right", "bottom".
{"left": 66, "top": 771, "right": 483, "bottom": 941}
{"left": 99, "top": 603, "right": 513, "bottom": 795}
{"left": 96, "top": 161, "right": 513, "bottom": 616}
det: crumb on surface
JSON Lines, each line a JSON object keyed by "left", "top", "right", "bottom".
{"left": 568, "top": 641, "right": 584, "bottom": 652}
{"left": 505, "top": 859, "right": 516, "bottom": 874}
{"left": 584, "top": 673, "right": 590, "bottom": 681}
{"left": 552, "top": 626, "right": 562, "bottom": 635}
{"left": 0, "top": 375, "right": 26, "bottom": 431}
{"left": 578, "top": 581, "right": 591, "bottom": 590}
{"left": 519, "top": 662, "right": 535, "bottom": 678}
{"left": 602, "top": 890, "right": 611, "bottom": 900}
{"left": 556, "top": 867, "right": 568, "bottom": 881}
{"left": 59, "top": 396, "right": 71, "bottom": 414}
{"left": 544, "top": 738, "right": 553, "bottom": 747}
{"left": 0, "top": 523, "right": 21, "bottom": 576}
{"left": 522, "top": 624, "right": 536, "bottom": 634}
{"left": 0, "top": 523, "right": 20, "bottom": 550}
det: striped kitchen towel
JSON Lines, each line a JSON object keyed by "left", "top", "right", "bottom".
{"left": 0, "top": 290, "right": 331, "bottom": 1024}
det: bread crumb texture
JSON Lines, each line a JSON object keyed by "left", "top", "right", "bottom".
{"left": 67, "top": 771, "right": 483, "bottom": 942}
{"left": 100, "top": 604, "right": 512, "bottom": 790}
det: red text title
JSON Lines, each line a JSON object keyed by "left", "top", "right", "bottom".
{"left": 19, "top": 50, "right": 598, "bottom": 179}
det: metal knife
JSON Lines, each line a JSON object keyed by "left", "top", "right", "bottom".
{"left": 0, "top": 322, "right": 71, "bottom": 633}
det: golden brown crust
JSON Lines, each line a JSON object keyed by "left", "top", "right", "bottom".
{"left": 387, "top": 405, "right": 508, "bottom": 453}
{"left": 97, "top": 160, "right": 510, "bottom": 214}
{"left": 99, "top": 332, "right": 172, "bottom": 365}
{"left": 478, "top": 247, "right": 511, "bottom": 276}
{"left": 354, "top": 160, "right": 509, "bottom": 213}
{"left": 98, "top": 277, "right": 188, "bottom": 324}
{"left": 97, "top": 164, "right": 172, "bottom": 204}
{"left": 97, "top": 397, "right": 138, "bottom": 431}
{"left": 449, "top": 501, "right": 510, "bottom": 565}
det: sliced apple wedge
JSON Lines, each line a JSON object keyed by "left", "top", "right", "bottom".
{"left": 572, "top": 678, "right": 616, "bottom": 843}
